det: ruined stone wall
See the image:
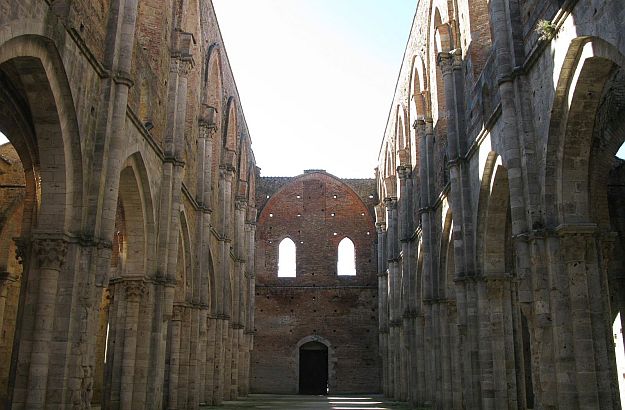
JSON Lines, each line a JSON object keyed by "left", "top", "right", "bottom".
{"left": 378, "top": 0, "right": 625, "bottom": 408}
{"left": 0, "top": 0, "right": 256, "bottom": 408}
{"left": 251, "top": 171, "right": 380, "bottom": 394}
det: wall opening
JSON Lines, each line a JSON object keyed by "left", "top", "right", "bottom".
{"left": 278, "top": 238, "right": 296, "bottom": 277}
{"left": 298, "top": 341, "right": 328, "bottom": 395}
{"left": 337, "top": 237, "right": 356, "bottom": 276}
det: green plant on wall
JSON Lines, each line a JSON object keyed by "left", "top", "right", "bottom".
{"left": 535, "top": 19, "right": 557, "bottom": 41}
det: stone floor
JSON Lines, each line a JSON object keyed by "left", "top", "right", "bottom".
{"left": 201, "top": 394, "right": 417, "bottom": 409}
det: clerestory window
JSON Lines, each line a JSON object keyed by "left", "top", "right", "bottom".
{"left": 278, "top": 237, "right": 297, "bottom": 277}
{"left": 337, "top": 237, "right": 356, "bottom": 276}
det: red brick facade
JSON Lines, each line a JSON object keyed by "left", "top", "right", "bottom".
{"left": 251, "top": 170, "right": 381, "bottom": 393}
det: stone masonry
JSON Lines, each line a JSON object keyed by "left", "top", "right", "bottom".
{"left": 251, "top": 171, "right": 380, "bottom": 394}
{"left": 2, "top": 0, "right": 625, "bottom": 409}
{"left": 377, "top": 0, "right": 625, "bottom": 409}
{"left": 0, "top": 0, "right": 256, "bottom": 408}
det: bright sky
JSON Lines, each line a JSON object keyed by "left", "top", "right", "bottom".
{"left": 212, "top": 0, "right": 415, "bottom": 178}
{"left": 2, "top": 1, "right": 624, "bottom": 168}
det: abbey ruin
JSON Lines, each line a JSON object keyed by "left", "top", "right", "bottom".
{"left": 1, "top": 0, "right": 625, "bottom": 409}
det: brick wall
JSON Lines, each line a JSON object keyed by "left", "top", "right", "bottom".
{"left": 251, "top": 170, "right": 381, "bottom": 394}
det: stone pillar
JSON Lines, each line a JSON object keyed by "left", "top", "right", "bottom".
{"left": 223, "top": 321, "right": 233, "bottom": 400}
{"left": 167, "top": 305, "right": 183, "bottom": 410}
{"left": 198, "top": 307, "right": 208, "bottom": 405}
{"left": 196, "top": 112, "right": 215, "bottom": 406}
{"left": 555, "top": 227, "right": 616, "bottom": 409}
{"left": 178, "top": 306, "right": 190, "bottom": 408}
{"left": 414, "top": 118, "right": 431, "bottom": 406}
{"left": 212, "top": 317, "right": 225, "bottom": 404}
{"left": 486, "top": 0, "right": 548, "bottom": 405}
{"left": 215, "top": 165, "right": 235, "bottom": 403}
{"left": 438, "top": 50, "right": 481, "bottom": 410}
{"left": 229, "top": 199, "right": 247, "bottom": 400}
{"left": 385, "top": 197, "right": 401, "bottom": 400}
{"left": 0, "top": 271, "right": 16, "bottom": 338}
{"left": 397, "top": 165, "right": 413, "bottom": 402}
{"left": 205, "top": 316, "right": 216, "bottom": 404}
{"left": 375, "top": 218, "right": 389, "bottom": 396}
{"left": 242, "top": 215, "right": 256, "bottom": 397}
{"left": 119, "top": 279, "right": 146, "bottom": 410}
{"left": 25, "top": 238, "right": 67, "bottom": 409}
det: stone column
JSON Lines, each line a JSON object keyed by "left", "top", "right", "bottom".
{"left": 438, "top": 50, "right": 481, "bottom": 410}
{"left": 212, "top": 316, "right": 225, "bottom": 404}
{"left": 555, "top": 227, "right": 616, "bottom": 409}
{"left": 215, "top": 165, "right": 235, "bottom": 403}
{"left": 229, "top": 199, "right": 247, "bottom": 400}
{"left": 188, "top": 307, "right": 200, "bottom": 408}
{"left": 242, "top": 216, "right": 256, "bottom": 397}
{"left": 397, "top": 165, "right": 413, "bottom": 402}
{"left": 119, "top": 279, "right": 146, "bottom": 410}
{"left": 384, "top": 197, "right": 401, "bottom": 400}
{"left": 205, "top": 315, "right": 217, "bottom": 404}
{"left": 178, "top": 306, "right": 190, "bottom": 408}
{"left": 25, "top": 238, "right": 67, "bottom": 409}
{"left": 103, "top": 282, "right": 122, "bottom": 409}
{"left": 375, "top": 218, "right": 389, "bottom": 396}
{"left": 482, "top": 274, "right": 516, "bottom": 409}
{"left": 486, "top": 0, "right": 548, "bottom": 405}
{"left": 198, "top": 306, "right": 208, "bottom": 405}
{"left": 223, "top": 322, "right": 234, "bottom": 401}
{"left": 197, "top": 112, "right": 215, "bottom": 406}
{"left": 167, "top": 304, "right": 183, "bottom": 410}
{"left": 0, "top": 271, "right": 16, "bottom": 337}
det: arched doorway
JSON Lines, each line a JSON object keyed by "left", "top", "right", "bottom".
{"left": 298, "top": 341, "right": 328, "bottom": 395}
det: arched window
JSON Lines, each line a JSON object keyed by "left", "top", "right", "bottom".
{"left": 278, "top": 238, "right": 296, "bottom": 277}
{"left": 337, "top": 238, "right": 356, "bottom": 276}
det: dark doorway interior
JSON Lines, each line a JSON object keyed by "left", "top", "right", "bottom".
{"left": 298, "top": 341, "right": 328, "bottom": 395}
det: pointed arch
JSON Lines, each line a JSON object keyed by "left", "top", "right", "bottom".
{"left": 429, "top": 7, "right": 451, "bottom": 129}
{"left": 476, "top": 151, "right": 501, "bottom": 270}
{"left": 482, "top": 164, "right": 510, "bottom": 276}
{"left": 545, "top": 37, "right": 625, "bottom": 226}
{"left": 337, "top": 237, "right": 356, "bottom": 276}
{"left": 409, "top": 55, "right": 428, "bottom": 120}
{"left": 0, "top": 34, "right": 83, "bottom": 234}
{"left": 223, "top": 97, "right": 238, "bottom": 153}
{"left": 203, "top": 44, "right": 223, "bottom": 129}
{"left": 396, "top": 104, "right": 410, "bottom": 166}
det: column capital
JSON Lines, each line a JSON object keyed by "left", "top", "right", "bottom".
{"left": 375, "top": 222, "right": 386, "bottom": 234}
{"left": 172, "top": 304, "right": 185, "bottom": 321}
{"left": 235, "top": 198, "right": 248, "bottom": 211}
{"left": 436, "top": 51, "right": 453, "bottom": 75}
{"left": 171, "top": 55, "right": 194, "bottom": 77}
{"left": 397, "top": 165, "right": 412, "bottom": 180}
{"left": 383, "top": 197, "right": 398, "bottom": 208}
{"left": 123, "top": 279, "right": 147, "bottom": 301}
{"left": 219, "top": 164, "right": 236, "bottom": 179}
{"left": 198, "top": 104, "right": 218, "bottom": 134}
{"left": 33, "top": 238, "right": 68, "bottom": 270}
{"left": 412, "top": 118, "right": 426, "bottom": 130}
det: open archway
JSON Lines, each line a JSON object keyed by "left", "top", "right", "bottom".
{"left": 298, "top": 341, "right": 328, "bottom": 395}
{"left": 295, "top": 336, "right": 334, "bottom": 395}
{"left": 0, "top": 33, "right": 83, "bottom": 408}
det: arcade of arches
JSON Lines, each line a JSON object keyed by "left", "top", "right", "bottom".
{"left": 0, "top": 0, "right": 625, "bottom": 409}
